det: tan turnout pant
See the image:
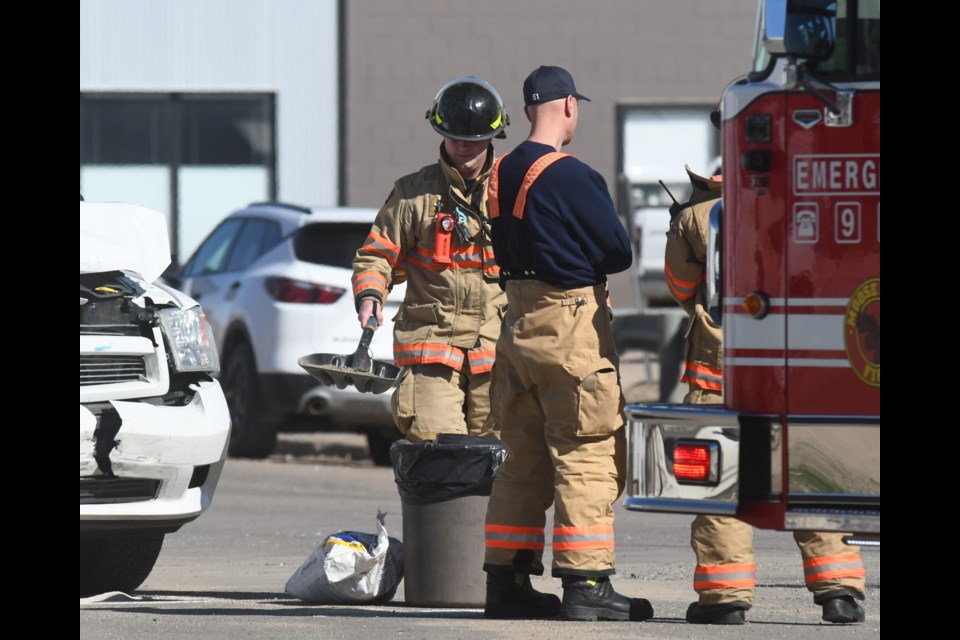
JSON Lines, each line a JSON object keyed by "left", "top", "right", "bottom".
{"left": 484, "top": 280, "right": 626, "bottom": 577}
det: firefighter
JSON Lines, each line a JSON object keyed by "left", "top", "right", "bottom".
{"left": 666, "top": 165, "right": 868, "bottom": 625}
{"left": 351, "top": 77, "right": 508, "bottom": 442}
{"left": 481, "top": 65, "right": 653, "bottom": 622}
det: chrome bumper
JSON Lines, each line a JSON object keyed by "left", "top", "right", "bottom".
{"left": 624, "top": 403, "right": 740, "bottom": 516}
{"left": 623, "top": 403, "right": 881, "bottom": 534}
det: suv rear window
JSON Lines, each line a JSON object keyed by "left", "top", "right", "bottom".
{"left": 294, "top": 222, "right": 371, "bottom": 269}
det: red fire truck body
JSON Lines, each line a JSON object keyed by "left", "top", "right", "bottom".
{"left": 624, "top": 0, "right": 880, "bottom": 541}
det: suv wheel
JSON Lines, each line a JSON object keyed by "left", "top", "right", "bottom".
{"left": 80, "top": 531, "right": 165, "bottom": 597}
{"left": 366, "top": 427, "right": 402, "bottom": 467}
{"left": 222, "top": 340, "right": 278, "bottom": 458}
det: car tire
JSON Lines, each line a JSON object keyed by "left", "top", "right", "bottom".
{"left": 366, "top": 427, "right": 402, "bottom": 467}
{"left": 80, "top": 531, "right": 165, "bottom": 597}
{"left": 222, "top": 340, "right": 278, "bottom": 459}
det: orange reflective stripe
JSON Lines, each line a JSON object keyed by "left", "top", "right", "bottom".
{"left": 803, "top": 553, "right": 862, "bottom": 568}
{"left": 361, "top": 231, "right": 401, "bottom": 265}
{"left": 394, "top": 343, "right": 465, "bottom": 370}
{"left": 411, "top": 245, "right": 484, "bottom": 267}
{"left": 665, "top": 262, "right": 704, "bottom": 301}
{"left": 488, "top": 154, "right": 508, "bottom": 219}
{"left": 552, "top": 525, "right": 615, "bottom": 551}
{"left": 352, "top": 270, "right": 387, "bottom": 298}
{"left": 482, "top": 248, "right": 500, "bottom": 277}
{"left": 512, "top": 152, "right": 571, "bottom": 219}
{"left": 694, "top": 563, "right": 757, "bottom": 590}
{"left": 805, "top": 567, "right": 867, "bottom": 582}
{"left": 485, "top": 524, "right": 544, "bottom": 534}
{"left": 552, "top": 525, "right": 614, "bottom": 536}
{"left": 554, "top": 540, "right": 615, "bottom": 551}
{"left": 485, "top": 523, "right": 545, "bottom": 550}
{"left": 682, "top": 361, "right": 723, "bottom": 391}
{"left": 694, "top": 578, "right": 757, "bottom": 590}
{"left": 468, "top": 349, "right": 496, "bottom": 374}
{"left": 485, "top": 540, "right": 546, "bottom": 550}
{"left": 803, "top": 554, "right": 866, "bottom": 583}
{"left": 695, "top": 563, "right": 756, "bottom": 575}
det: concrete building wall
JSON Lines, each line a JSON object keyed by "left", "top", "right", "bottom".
{"left": 343, "top": 0, "right": 757, "bottom": 206}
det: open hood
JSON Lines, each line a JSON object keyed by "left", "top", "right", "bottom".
{"left": 80, "top": 202, "right": 171, "bottom": 284}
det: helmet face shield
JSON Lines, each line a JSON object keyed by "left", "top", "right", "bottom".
{"left": 427, "top": 77, "right": 509, "bottom": 141}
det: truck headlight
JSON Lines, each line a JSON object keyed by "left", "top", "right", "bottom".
{"left": 158, "top": 306, "right": 221, "bottom": 373}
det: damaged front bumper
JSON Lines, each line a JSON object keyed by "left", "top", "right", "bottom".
{"left": 80, "top": 379, "right": 230, "bottom": 531}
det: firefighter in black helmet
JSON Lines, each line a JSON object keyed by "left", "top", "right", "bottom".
{"left": 351, "top": 76, "right": 515, "bottom": 495}
{"left": 426, "top": 76, "right": 509, "bottom": 141}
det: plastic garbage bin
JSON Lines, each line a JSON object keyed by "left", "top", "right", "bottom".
{"left": 391, "top": 434, "right": 507, "bottom": 607}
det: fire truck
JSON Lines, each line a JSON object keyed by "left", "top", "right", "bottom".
{"left": 624, "top": 0, "right": 880, "bottom": 544}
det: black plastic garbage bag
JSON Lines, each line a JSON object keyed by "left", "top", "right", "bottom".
{"left": 390, "top": 434, "right": 508, "bottom": 505}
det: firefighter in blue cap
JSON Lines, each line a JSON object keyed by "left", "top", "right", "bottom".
{"left": 481, "top": 65, "right": 653, "bottom": 623}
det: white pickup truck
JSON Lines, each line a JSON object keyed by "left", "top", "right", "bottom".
{"left": 80, "top": 200, "right": 231, "bottom": 597}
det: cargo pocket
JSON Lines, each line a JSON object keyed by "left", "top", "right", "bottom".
{"left": 395, "top": 302, "right": 440, "bottom": 343}
{"left": 689, "top": 306, "right": 722, "bottom": 370}
{"left": 398, "top": 302, "right": 440, "bottom": 324}
{"left": 393, "top": 368, "right": 414, "bottom": 435}
{"left": 563, "top": 357, "right": 625, "bottom": 437}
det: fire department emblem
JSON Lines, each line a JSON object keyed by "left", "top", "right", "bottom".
{"left": 844, "top": 278, "right": 880, "bottom": 387}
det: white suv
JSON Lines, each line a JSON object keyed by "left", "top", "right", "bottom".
{"left": 80, "top": 201, "right": 230, "bottom": 597}
{"left": 171, "top": 202, "right": 404, "bottom": 464}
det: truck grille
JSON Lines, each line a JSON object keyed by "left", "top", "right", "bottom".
{"left": 79, "top": 477, "right": 160, "bottom": 504}
{"left": 79, "top": 355, "right": 147, "bottom": 386}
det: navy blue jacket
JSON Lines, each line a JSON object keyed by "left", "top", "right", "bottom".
{"left": 490, "top": 141, "right": 632, "bottom": 289}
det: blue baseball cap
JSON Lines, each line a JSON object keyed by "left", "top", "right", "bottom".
{"left": 523, "top": 65, "right": 590, "bottom": 107}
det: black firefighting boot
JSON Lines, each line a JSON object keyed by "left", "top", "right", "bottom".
{"left": 560, "top": 576, "right": 654, "bottom": 622}
{"left": 685, "top": 601, "right": 750, "bottom": 625}
{"left": 816, "top": 589, "right": 865, "bottom": 624}
{"left": 484, "top": 571, "right": 561, "bottom": 620}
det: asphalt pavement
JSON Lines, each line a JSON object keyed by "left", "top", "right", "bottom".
{"left": 80, "top": 351, "right": 880, "bottom": 639}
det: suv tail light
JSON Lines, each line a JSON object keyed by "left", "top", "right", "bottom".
{"left": 265, "top": 277, "right": 345, "bottom": 304}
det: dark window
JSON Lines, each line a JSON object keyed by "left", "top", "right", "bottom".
{"left": 804, "top": 0, "right": 880, "bottom": 80}
{"left": 181, "top": 218, "right": 245, "bottom": 278}
{"left": 226, "top": 218, "right": 284, "bottom": 272}
{"left": 181, "top": 96, "right": 273, "bottom": 165}
{"left": 294, "top": 223, "right": 370, "bottom": 269}
{"left": 80, "top": 96, "right": 171, "bottom": 164}
{"left": 80, "top": 93, "right": 276, "bottom": 266}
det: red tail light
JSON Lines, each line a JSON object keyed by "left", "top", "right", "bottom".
{"left": 265, "top": 277, "right": 345, "bottom": 304}
{"left": 673, "top": 440, "right": 720, "bottom": 484}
